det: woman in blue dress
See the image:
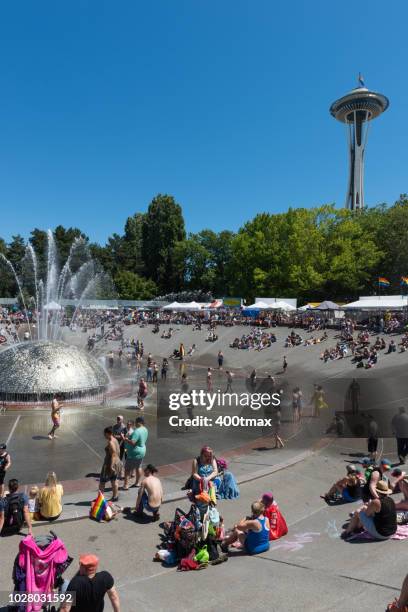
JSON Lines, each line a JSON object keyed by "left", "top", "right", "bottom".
{"left": 191, "top": 446, "right": 218, "bottom": 495}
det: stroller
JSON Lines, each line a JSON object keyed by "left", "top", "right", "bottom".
{"left": 9, "top": 531, "right": 73, "bottom": 612}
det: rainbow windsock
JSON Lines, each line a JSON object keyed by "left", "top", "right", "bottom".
{"left": 90, "top": 491, "right": 108, "bottom": 521}
{"left": 401, "top": 277, "right": 408, "bottom": 286}
{"left": 378, "top": 277, "right": 390, "bottom": 287}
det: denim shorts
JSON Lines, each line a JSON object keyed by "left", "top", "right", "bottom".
{"left": 359, "top": 511, "right": 390, "bottom": 540}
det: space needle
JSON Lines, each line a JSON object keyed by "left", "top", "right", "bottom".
{"left": 330, "top": 76, "right": 389, "bottom": 211}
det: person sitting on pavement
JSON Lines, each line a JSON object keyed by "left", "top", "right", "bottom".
{"left": 135, "top": 464, "right": 163, "bottom": 521}
{"left": 60, "top": 554, "right": 120, "bottom": 612}
{"left": 221, "top": 501, "right": 270, "bottom": 555}
{"left": 38, "top": 471, "right": 64, "bottom": 521}
{"left": 0, "top": 478, "right": 32, "bottom": 536}
{"left": 191, "top": 446, "right": 218, "bottom": 495}
{"left": 260, "top": 492, "right": 288, "bottom": 540}
{"left": 362, "top": 458, "right": 392, "bottom": 501}
{"left": 342, "top": 480, "right": 397, "bottom": 540}
{"left": 322, "top": 464, "right": 363, "bottom": 503}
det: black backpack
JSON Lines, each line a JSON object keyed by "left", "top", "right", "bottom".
{"left": 4, "top": 493, "right": 24, "bottom": 532}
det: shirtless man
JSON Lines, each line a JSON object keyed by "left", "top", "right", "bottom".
{"left": 48, "top": 396, "right": 61, "bottom": 440}
{"left": 135, "top": 465, "right": 163, "bottom": 521}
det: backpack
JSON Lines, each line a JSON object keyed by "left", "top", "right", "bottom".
{"left": 4, "top": 493, "right": 24, "bottom": 532}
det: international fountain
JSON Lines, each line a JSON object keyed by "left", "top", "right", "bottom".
{"left": 0, "top": 231, "right": 112, "bottom": 405}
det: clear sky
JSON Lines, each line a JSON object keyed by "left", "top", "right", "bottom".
{"left": 0, "top": 1, "right": 406, "bottom": 244}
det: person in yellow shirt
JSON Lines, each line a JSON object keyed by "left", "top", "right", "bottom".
{"left": 38, "top": 471, "right": 64, "bottom": 521}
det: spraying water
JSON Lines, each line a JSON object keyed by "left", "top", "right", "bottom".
{"left": 0, "top": 231, "right": 115, "bottom": 344}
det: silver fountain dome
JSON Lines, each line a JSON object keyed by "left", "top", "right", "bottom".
{"left": 0, "top": 341, "right": 109, "bottom": 403}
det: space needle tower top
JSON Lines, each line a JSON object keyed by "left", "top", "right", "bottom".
{"left": 330, "top": 75, "right": 389, "bottom": 211}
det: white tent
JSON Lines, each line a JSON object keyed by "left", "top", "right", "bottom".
{"left": 162, "top": 301, "right": 202, "bottom": 311}
{"left": 162, "top": 301, "right": 181, "bottom": 310}
{"left": 343, "top": 296, "right": 408, "bottom": 310}
{"left": 43, "top": 301, "right": 62, "bottom": 311}
{"left": 298, "top": 304, "right": 314, "bottom": 311}
{"left": 244, "top": 301, "right": 270, "bottom": 309}
{"left": 180, "top": 301, "right": 202, "bottom": 311}
{"left": 268, "top": 301, "right": 296, "bottom": 311}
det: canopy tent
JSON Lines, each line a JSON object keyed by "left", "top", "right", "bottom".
{"left": 268, "top": 301, "right": 297, "bottom": 311}
{"left": 162, "top": 301, "right": 202, "bottom": 311}
{"left": 343, "top": 296, "right": 408, "bottom": 310}
{"left": 298, "top": 304, "right": 314, "bottom": 311}
{"left": 243, "top": 301, "right": 270, "bottom": 310}
{"left": 43, "top": 301, "right": 62, "bottom": 311}
{"left": 162, "top": 301, "right": 181, "bottom": 310}
{"left": 314, "top": 300, "right": 340, "bottom": 311}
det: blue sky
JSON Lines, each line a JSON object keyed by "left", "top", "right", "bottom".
{"left": 0, "top": 1, "right": 406, "bottom": 244}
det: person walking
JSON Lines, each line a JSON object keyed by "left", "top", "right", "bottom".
{"left": 60, "top": 554, "right": 120, "bottom": 612}
{"left": 392, "top": 407, "right": 408, "bottom": 464}
{"left": 48, "top": 396, "right": 61, "bottom": 440}
{"left": 207, "top": 368, "right": 213, "bottom": 392}
{"left": 282, "top": 356, "right": 288, "bottom": 374}
{"left": 217, "top": 350, "right": 224, "bottom": 369}
{"left": 225, "top": 370, "right": 233, "bottom": 392}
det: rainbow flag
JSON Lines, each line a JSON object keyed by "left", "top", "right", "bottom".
{"left": 401, "top": 277, "right": 408, "bottom": 286}
{"left": 378, "top": 277, "right": 390, "bottom": 287}
{"left": 90, "top": 491, "right": 108, "bottom": 521}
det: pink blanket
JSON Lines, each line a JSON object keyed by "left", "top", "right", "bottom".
{"left": 347, "top": 524, "right": 408, "bottom": 541}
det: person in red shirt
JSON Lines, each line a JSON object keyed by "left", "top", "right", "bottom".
{"left": 261, "top": 492, "right": 288, "bottom": 541}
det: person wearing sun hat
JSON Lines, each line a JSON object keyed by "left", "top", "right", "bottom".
{"left": 60, "top": 554, "right": 120, "bottom": 612}
{"left": 362, "top": 458, "right": 392, "bottom": 501}
{"left": 342, "top": 480, "right": 397, "bottom": 540}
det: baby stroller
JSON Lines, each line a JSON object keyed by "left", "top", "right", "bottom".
{"left": 9, "top": 531, "right": 72, "bottom": 612}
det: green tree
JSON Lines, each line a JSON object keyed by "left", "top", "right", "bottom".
{"left": 122, "top": 212, "right": 145, "bottom": 276}
{"left": 141, "top": 194, "right": 186, "bottom": 292}
{"left": 114, "top": 270, "right": 157, "bottom": 300}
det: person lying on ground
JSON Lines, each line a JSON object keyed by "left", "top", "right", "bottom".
{"left": 342, "top": 480, "right": 397, "bottom": 540}
{"left": 221, "top": 501, "right": 270, "bottom": 555}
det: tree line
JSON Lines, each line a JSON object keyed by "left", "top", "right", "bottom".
{"left": 1, "top": 193, "right": 408, "bottom": 303}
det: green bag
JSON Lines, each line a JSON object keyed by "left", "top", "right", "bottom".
{"left": 194, "top": 545, "right": 209, "bottom": 564}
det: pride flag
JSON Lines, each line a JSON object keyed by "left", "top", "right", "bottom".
{"left": 401, "top": 277, "right": 408, "bottom": 286}
{"left": 378, "top": 277, "right": 390, "bottom": 287}
{"left": 90, "top": 491, "right": 108, "bottom": 521}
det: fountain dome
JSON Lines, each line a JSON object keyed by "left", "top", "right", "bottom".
{"left": 0, "top": 340, "right": 109, "bottom": 403}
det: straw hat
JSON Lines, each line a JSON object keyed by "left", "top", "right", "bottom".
{"left": 375, "top": 481, "right": 393, "bottom": 495}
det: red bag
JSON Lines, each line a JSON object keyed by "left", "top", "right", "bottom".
{"left": 265, "top": 502, "right": 288, "bottom": 541}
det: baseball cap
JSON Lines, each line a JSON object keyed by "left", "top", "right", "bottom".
{"left": 391, "top": 468, "right": 402, "bottom": 477}
{"left": 380, "top": 458, "right": 392, "bottom": 469}
{"left": 262, "top": 492, "right": 274, "bottom": 504}
{"left": 346, "top": 464, "right": 357, "bottom": 474}
{"left": 79, "top": 554, "right": 99, "bottom": 571}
